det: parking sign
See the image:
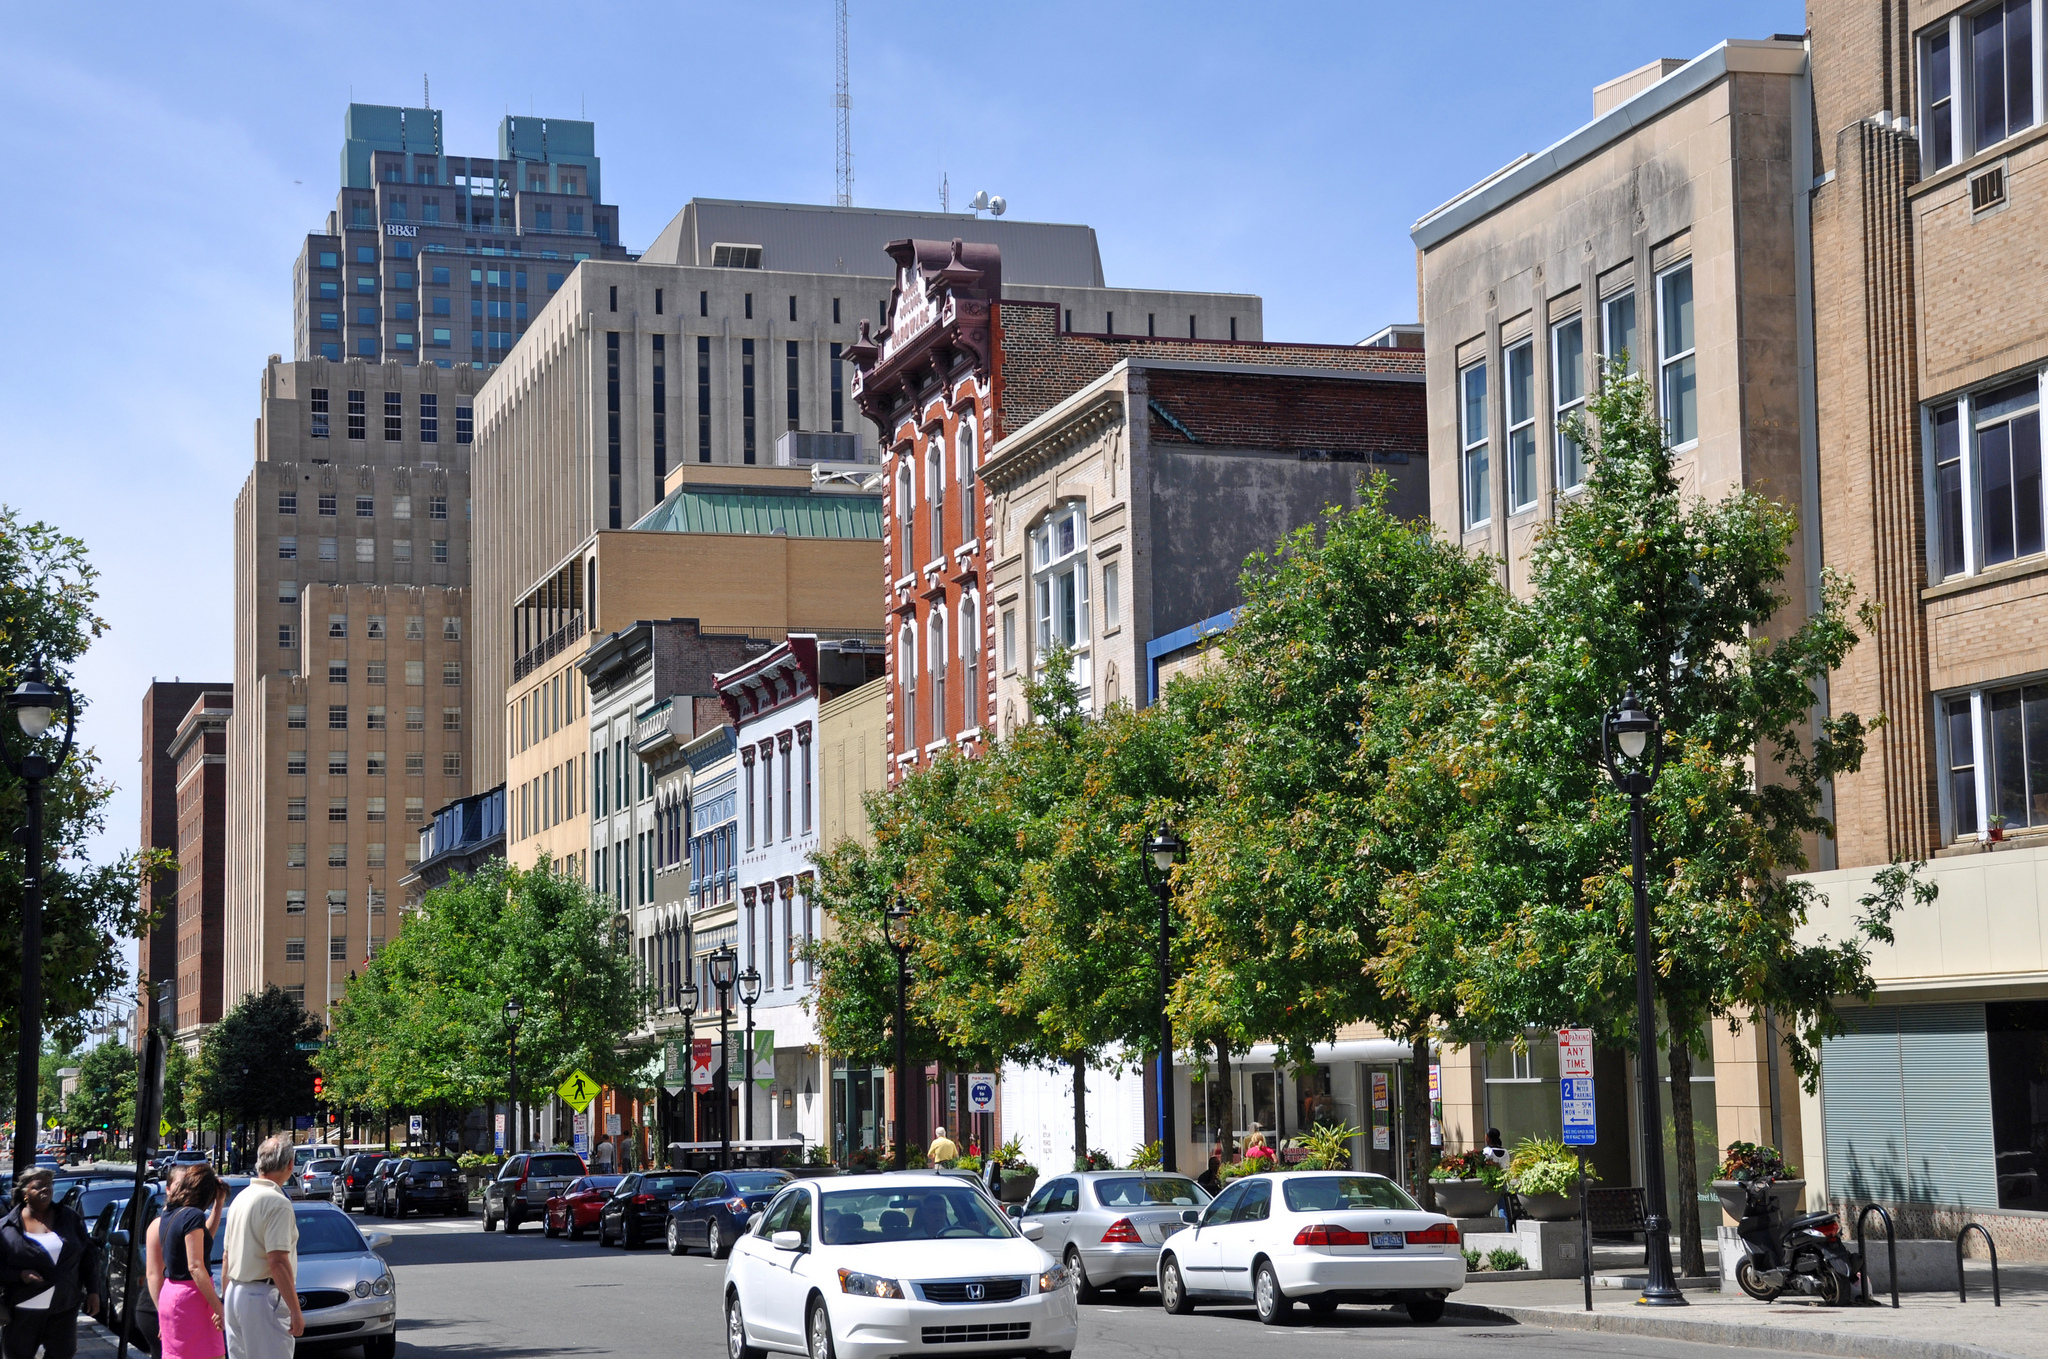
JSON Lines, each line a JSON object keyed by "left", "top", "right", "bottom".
{"left": 1559, "top": 1029, "right": 1596, "bottom": 1145}
{"left": 968, "top": 1074, "right": 996, "bottom": 1112}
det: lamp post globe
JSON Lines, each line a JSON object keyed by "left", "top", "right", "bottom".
{"left": 883, "top": 896, "right": 916, "bottom": 1171}
{"left": 1141, "top": 822, "right": 1183, "bottom": 1172}
{"left": 709, "top": 945, "right": 738, "bottom": 1167}
{"left": 5, "top": 661, "right": 75, "bottom": 1178}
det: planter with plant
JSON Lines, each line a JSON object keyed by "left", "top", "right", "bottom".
{"left": 1989, "top": 814, "right": 2010, "bottom": 842}
{"left": 1428, "top": 1149, "right": 1504, "bottom": 1218}
{"left": 1293, "top": 1122, "right": 1363, "bottom": 1171}
{"left": 1127, "top": 1140, "right": 1163, "bottom": 1170}
{"left": 1075, "top": 1148, "right": 1115, "bottom": 1171}
{"left": 995, "top": 1137, "right": 1038, "bottom": 1202}
{"left": 1507, "top": 1137, "right": 1595, "bottom": 1220}
{"left": 1711, "top": 1141, "right": 1802, "bottom": 1222}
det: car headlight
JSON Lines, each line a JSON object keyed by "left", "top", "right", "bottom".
{"left": 837, "top": 1269, "right": 904, "bottom": 1299}
{"left": 370, "top": 1275, "right": 394, "bottom": 1297}
{"left": 1037, "top": 1265, "right": 1070, "bottom": 1294}
{"left": 354, "top": 1281, "right": 371, "bottom": 1298}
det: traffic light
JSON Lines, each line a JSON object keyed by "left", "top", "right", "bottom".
{"left": 313, "top": 1077, "right": 324, "bottom": 1098}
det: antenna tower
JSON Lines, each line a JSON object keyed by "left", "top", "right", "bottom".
{"left": 834, "top": 0, "right": 853, "bottom": 206}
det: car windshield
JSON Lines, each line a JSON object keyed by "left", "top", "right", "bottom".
{"left": 820, "top": 1186, "right": 1015, "bottom": 1243}
{"left": 638, "top": 1175, "right": 695, "bottom": 1196}
{"left": 728, "top": 1172, "right": 790, "bottom": 1193}
{"left": 528, "top": 1155, "right": 586, "bottom": 1177}
{"left": 1093, "top": 1176, "right": 1209, "bottom": 1208}
{"left": 293, "top": 1210, "right": 369, "bottom": 1254}
{"left": 1281, "top": 1176, "right": 1420, "bottom": 1213}
{"left": 408, "top": 1160, "right": 458, "bottom": 1173}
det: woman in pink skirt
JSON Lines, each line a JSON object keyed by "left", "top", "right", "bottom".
{"left": 147, "top": 1164, "right": 228, "bottom": 1359}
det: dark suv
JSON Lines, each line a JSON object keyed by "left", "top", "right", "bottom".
{"left": 370, "top": 1156, "right": 464, "bottom": 1217}
{"left": 482, "top": 1152, "right": 587, "bottom": 1233}
{"left": 331, "top": 1153, "right": 389, "bottom": 1211}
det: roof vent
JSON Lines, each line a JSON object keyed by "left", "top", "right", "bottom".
{"left": 710, "top": 242, "right": 764, "bottom": 269}
{"left": 1971, "top": 166, "right": 2007, "bottom": 213}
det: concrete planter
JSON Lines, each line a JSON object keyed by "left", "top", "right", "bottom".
{"left": 1430, "top": 1179, "right": 1500, "bottom": 1218}
{"left": 1712, "top": 1178, "right": 1803, "bottom": 1225}
{"left": 1516, "top": 1191, "right": 1580, "bottom": 1221}
{"left": 998, "top": 1171, "right": 1039, "bottom": 1204}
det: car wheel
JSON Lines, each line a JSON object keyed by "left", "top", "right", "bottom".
{"left": 1403, "top": 1292, "right": 1446, "bottom": 1325}
{"left": 544, "top": 1214, "right": 559, "bottom": 1238}
{"left": 570, "top": 1217, "right": 586, "bottom": 1242}
{"left": 667, "top": 1219, "right": 687, "bottom": 1256}
{"left": 598, "top": 1219, "right": 611, "bottom": 1247}
{"left": 807, "top": 1299, "right": 837, "bottom": 1359}
{"left": 482, "top": 1205, "right": 497, "bottom": 1232}
{"left": 1307, "top": 1298, "right": 1339, "bottom": 1317}
{"left": 727, "top": 1294, "right": 765, "bottom": 1359}
{"left": 1160, "top": 1257, "right": 1195, "bottom": 1315}
{"left": 395, "top": 1194, "right": 408, "bottom": 1219}
{"left": 707, "top": 1219, "right": 727, "bottom": 1259}
{"left": 505, "top": 1207, "right": 521, "bottom": 1233}
{"left": 1065, "top": 1247, "right": 1101, "bottom": 1304}
{"left": 1254, "top": 1260, "right": 1292, "bottom": 1325}
{"left": 364, "top": 1333, "right": 397, "bottom": 1359}
{"left": 623, "top": 1220, "right": 639, "bottom": 1250}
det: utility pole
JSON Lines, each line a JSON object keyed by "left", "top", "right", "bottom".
{"left": 834, "top": 0, "right": 853, "bottom": 207}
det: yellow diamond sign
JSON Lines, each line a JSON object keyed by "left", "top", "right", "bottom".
{"left": 556, "top": 1069, "right": 601, "bottom": 1109}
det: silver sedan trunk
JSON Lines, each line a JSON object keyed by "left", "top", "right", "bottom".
{"left": 1021, "top": 1171, "right": 1212, "bottom": 1298}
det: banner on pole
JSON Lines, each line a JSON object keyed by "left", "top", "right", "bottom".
{"left": 752, "top": 1030, "right": 775, "bottom": 1089}
{"left": 691, "top": 1038, "right": 714, "bottom": 1089}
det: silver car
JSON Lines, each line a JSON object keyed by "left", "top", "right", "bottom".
{"left": 293, "top": 1158, "right": 342, "bottom": 1203}
{"left": 284, "top": 1202, "right": 400, "bottom": 1358}
{"left": 1019, "top": 1170, "right": 1212, "bottom": 1300}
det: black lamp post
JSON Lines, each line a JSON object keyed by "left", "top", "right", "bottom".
{"left": 503, "top": 996, "right": 524, "bottom": 1153}
{"left": 737, "top": 966, "right": 764, "bottom": 1142}
{"left": 679, "top": 978, "right": 700, "bottom": 1147}
{"left": 5, "top": 662, "right": 76, "bottom": 1178}
{"left": 709, "top": 945, "right": 737, "bottom": 1169}
{"left": 1600, "top": 690, "right": 1685, "bottom": 1307}
{"left": 882, "top": 896, "right": 915, "bottom": 1171}
{"left": 1141, "top": 823, "right": 1184, "bottom": 1173}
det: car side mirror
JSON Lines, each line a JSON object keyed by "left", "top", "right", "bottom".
{"left": 1180, "top": 1209, "right": 1201, "bottom": 1224}
{"left": 1005, "top": 1205, "right": 1024, "bottom": 1221}
{"left": 1021, "top": 1221, "right": 1045, "bottom": 1241}
{"left": 365, "top": 1232, "right": 392, "bottom": 1251}
{"left": 771, "top": 1230, "right": 804, "bottom": 1252}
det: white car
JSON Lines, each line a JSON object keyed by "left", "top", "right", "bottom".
{"left": 1156, "top": 1171, "right": 1464, "bottom": 1324}
{"left": 724, "top": 1172, "right": 1079, "bottom": 1359}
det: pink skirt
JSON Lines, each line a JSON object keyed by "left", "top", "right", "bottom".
{"left": 159, "top": 1279, "right": 227, "bottom": 1359}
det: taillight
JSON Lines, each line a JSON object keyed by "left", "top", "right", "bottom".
{"left": 1817, "top": 1220, "right": 1840, "bottom": 1239}
{"left": 1293, "top": 1224, "right": 1371, "bottom": 1246}
{"left": 1100, "top": 1218, "right": 1142, "bottom": 1244}
{"left": 633, "top": 1194, "right": 656, "bottom": 1205}
{"left": 727, "top": 1197, "right": 749, "bottom": 1212}
{"left": 1406, "top": 1223, "right": 1461, "bottom": 1245}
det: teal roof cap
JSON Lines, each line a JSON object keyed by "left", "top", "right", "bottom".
{"left": 631, "top": 486, "right": 883, "bottom": 539}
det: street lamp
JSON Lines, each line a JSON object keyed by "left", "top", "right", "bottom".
{"left": 882, "top": 896, "right": 916, "bottom": 1171}
{"left": 709, "top": 945, "right": 738, "bottom": 1169}
{"left": 5, "top": 662, "right": 76, "bottom": 1177}
{"left": 1141, "top": 823, "right": 1184, "bottom": 1173}
{"left": 503, "top": 996, "right": 525, "bottom": 1154}
{"left": 679, "top": 978, "right": 700, "bottom": 1148}
{"left": 1599, "top": 690, "right": 1685, "bottom": 1308}
{"left": 737, "top": 966, "right": 764, "bottom": 1143}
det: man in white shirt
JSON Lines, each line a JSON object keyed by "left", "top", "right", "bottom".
{"left": 222, "top": 1135, "right": 304, "bottom": 1358}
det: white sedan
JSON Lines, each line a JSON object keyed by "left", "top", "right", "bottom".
{"left": 1156, "top": 1171, "right": 1464, "bottom": 1324}
{"left": 724, "top": 1172, "right": 1079, "bottom": 1359}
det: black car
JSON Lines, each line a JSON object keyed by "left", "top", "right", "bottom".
{"left": 596, "top": 1171, "right": 699, "bottom": 1249}
{"left": 368, "top": 1156, "right": 464, "bottom": 1217}
{"left": 482, "top": 1151, "right": 588, "bottom": 1233}
{"left": 663, "top": 1170, "right": 791, "bottom": 1259}
{"left": 332, "top": 1152, "right": 390, "bottom": 1211}
{"left": 59, "top": 1177, "right": 135, "bottom": 1223}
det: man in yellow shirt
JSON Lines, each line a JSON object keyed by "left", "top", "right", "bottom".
{"left": 222, "top": 1135, "right": 304, "bottom": 1357}
{"left": 928, "top": 1126, "right": 959, "bottom": 1164}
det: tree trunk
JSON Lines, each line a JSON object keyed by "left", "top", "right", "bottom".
{"left": 1408, "top": 1030, "right": 1437, "bottom": 1211}
{"left": 1071, "top": 1052, "right": 1088, "bottom": 1171}
{"left": 1214, "top": 1035, "right": 1235, "bottom": 1160}
{"left": 1668, "top": 1040, "right": 1705, "bottom": 1278}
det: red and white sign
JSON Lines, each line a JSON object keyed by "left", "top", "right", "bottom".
{"left": 690, "top": 1037, "right": 715, "bottom": 1089}
{"left": 1559, "top": 1028, "right": 1594, "bottom": 1079}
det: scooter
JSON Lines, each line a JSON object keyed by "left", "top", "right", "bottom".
{"left": 1733, "top": 1175, "right": 1862, "bottom": 1304}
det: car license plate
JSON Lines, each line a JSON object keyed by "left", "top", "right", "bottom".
{"left": 1371, "top": 1232, "right": 1405, "bottom": 1250}
{"left": 428, "top": 1179, "right": 443, "bottom": 1187}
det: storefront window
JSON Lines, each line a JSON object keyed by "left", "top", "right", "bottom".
{"left": 1988, "top": 1000, "right": 2048, "bottom": 1210}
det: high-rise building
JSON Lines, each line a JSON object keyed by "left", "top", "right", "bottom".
{"left": 224, "top": 356, "right": 477, "bottom": 1023}
{"left": 165, "top": 690, "right": 234, "bottom": 1042}
{"left": 292, "top": 104, "right": 630, "bottom": 369}
{"left": 138, "top": 681, "right": 228, "bottom": 1041}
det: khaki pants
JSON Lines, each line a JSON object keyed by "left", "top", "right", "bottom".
{"left": 222, "top": 1280, "right": 294, "bottom": 1359}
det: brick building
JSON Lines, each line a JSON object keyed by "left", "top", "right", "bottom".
{"left": 138, "top": 681, "right": 228, "bottom": 1043}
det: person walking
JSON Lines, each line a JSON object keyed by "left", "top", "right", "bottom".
{"left": 927, "top": 1127, "right": 959, "bottom": 1164}
{"left": 221, "top": 1135, "right": 303, "bottom": 1359}
{"left": 148, "top": 1164, "right": 230, "bottom": 1359}
{"left": 0, "top": 1167, "right": 100, "bottom": 1359}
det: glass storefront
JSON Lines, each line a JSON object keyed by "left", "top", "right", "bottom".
{"left": 1988, "top": 1000, "right": 2048, "bottom": 1209}
{"left": 832, "top": 1058, "right": 886, "bottom": 1163}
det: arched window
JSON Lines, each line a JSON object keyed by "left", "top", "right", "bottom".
{"left": 927, "top": 441, "right": 944, "bottom": 561}
{"left": 929, "top": 608, "right": 948, "bottom": 744}
{"left": 958, "top": 417, "right": 978, "bottom": 541}
{"left": 896, "top": 463, "right": 914, "bottom": 566}
{"left": 1029, "top": 501, "right": 1092, "bottom": 701}
{"left": 960, "top": 591, "right": 980, "bottom": 734}
{"left": 899, "top": 621, "right": 918, "bottom": 750}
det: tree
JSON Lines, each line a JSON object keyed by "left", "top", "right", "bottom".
{"left": 67, "top": 1039, "right": 137, "bottom": 1136}
{"left": 1376, "top": 368, "right": 1927, "bottom": 1273}
{"left": 1, "top": 509, "right": 169, "bottom": 1062}
{"left": 196, "top": 986, "right": 322, "bottom": 1133}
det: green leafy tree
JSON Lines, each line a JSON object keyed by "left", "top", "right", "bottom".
{"left": 1, "top": 509, "right": 169, "bottom": 1064}
{"left": 195, "top": 985, "right": 323, "bottom": 1132}
{"left": 68, "top": 1038, "right": 139, "bottom": 1135}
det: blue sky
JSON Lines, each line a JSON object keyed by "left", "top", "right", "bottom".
{"left": 0, "top": 0, "right": 1799, "bottom": 901}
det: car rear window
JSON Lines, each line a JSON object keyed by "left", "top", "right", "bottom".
{"left": 1093, "top": 1175, "right": 1209, "bottom": 1208}
{"left": 527, "top": 1155, "right": 586, "bottom": 1177}
{"left": 727, "top": 1171, "right": 791, "bottom": 1193}
{"left": 1281, "top": 1175, "right": 1419, "bottom": 1213}
{"left": 584, "top": 1176, "right": 625, "bottom": 1193}
{"left": 308, "top": 1161, "right": 342, "bottom": 1173}
{"left": 639, "top": 1175, "right": 695, "bottom": 1195}
{"left": 409, "top": 1160, "right": 458, "bottom": 1173}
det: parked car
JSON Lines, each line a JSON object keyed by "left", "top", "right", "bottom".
{"left": 58, "top": 1177, "right": 137, "bottom": 1224}
{"left": 723, "top": 1172, "right": 1076, "bottom": 1359}
{"left": 332, "top": 1152, "right": 390, "bottom": 1211}
{"left": 279, "top": 1202, "right": 401, "bottom": 1358}
{"left": 482, "top": 1152, "right": 588, "bottom": 1233}
{"left": 294, "top": 1158, "right": 343, "bottom": 1204}
{"left": 1021, "top": 1170, "right": 1212, "bottom": 1302}
{"left": 665, "top": 1169, "right": 791, "bottom": 1259}
{"left": 368, "top": 1157, "right": 465, "bottom": 1217}
{"left": 1155, "top": 1171, "right": 1464, "bottom": 1324}
{"left": 597, "top": 1171, "right": 699, "bottom": 1250}
{"left": 545, "top": 1175, "right": 626, "bottom": 1240}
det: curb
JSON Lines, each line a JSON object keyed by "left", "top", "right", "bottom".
{"left": 1442, "top": 1300, "right": 2026, "bottom": 1359}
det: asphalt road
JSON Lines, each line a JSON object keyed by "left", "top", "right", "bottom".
{"left": 345, "top": 1214, "right": 1814, "bottom": 1359}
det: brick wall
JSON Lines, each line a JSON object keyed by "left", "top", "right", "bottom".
{"left": 1143, "top": 368, "right": 1426, "bottom": 460}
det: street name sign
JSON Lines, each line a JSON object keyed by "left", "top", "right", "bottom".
{"left": 557, "top": 1069, "right": 602, "bottom": 1109}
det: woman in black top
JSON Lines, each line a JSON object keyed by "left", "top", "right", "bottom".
{"left": 0, "top": 1166, "right": 101, "bottom": 1359}
{"left": 146, "top": 1165, "right": 228, "bottom": 1359}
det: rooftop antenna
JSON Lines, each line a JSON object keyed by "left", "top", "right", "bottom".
{"left": 835, "top": 0, "right": 853, "bottom": 206}
{"left": 423, "top": 73, "right": 429, "bottom": 108}
{"left": 940, "top": 172, "right": 949, "bottom": 213}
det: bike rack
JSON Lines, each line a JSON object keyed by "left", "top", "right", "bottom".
{"left": 1956, "top": 1223, "right": 2000, "bottom": 1306}
{"left": 1854, "top": 1204, "right": 1898, "bottom": 1309}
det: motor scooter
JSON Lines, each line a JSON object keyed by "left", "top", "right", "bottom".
{"left": 1733, "top": 1175, "right": 1862, "bottom": 1304}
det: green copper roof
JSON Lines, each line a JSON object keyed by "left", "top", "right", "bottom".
{"left": 632, "top": 487, "right": 883, "bottom": 539}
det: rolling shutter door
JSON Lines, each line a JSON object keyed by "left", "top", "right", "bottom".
{"left": 1822, "top": 1007, "right": 1907, "bottom": 1203}
{"left": 1822, "top": 1003, "right": 1997, "bottom": 1209}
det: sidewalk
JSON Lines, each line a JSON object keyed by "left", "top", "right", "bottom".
{"left": 1449, "top": 1262, "right": 2046, "bottom": 1359}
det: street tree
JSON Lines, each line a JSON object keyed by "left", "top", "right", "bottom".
{"left": 66, "top": 1038, "right": 138, "bottom": 1138}
{"left": 196, "top": 985, "right": 322, "bottom": 1135}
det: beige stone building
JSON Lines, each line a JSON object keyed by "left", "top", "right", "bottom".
{"left": 225, "top": 356, "right": 477, "bottom": 1023}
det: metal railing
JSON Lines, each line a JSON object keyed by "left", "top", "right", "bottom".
{"left": 634, "top": 699, "right": 675, "bottom": 750}
{"left": 512, "top": 612, "right": 583, "bottom": 680}
{"left": 1957, "top": 1222, "right": 2000, "bottom": 1306}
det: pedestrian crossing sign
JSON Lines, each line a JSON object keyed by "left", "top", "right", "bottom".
{"left": 557, "top": 1069, "right": 601, "bottom": 1109}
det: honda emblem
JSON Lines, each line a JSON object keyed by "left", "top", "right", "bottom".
{"left": 966, "top": 1283, "right": 986, "bottom": 1301}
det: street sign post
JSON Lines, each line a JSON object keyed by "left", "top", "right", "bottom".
{"left": 494, "top": 1114, "right": 505, "bottom": 1152}
{"left": 408, "top": 1114, "right": 423, "bottom": 1138}
{"left": 1559, "top": 1028, "right": 1596, "bottom": 1312}
{"left": 556, "top": 1069, "right": 601, "bottom": 1109}
{"left": 967, "top": 1075, "right": 995, "bottom": 1112}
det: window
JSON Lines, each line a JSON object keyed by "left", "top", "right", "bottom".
{"left": 429, "top": 495, "right": 448, "bottom": 520}
{"left": 287, "top": 842, "right": 306, "bottom": 867}
{"left": 355, "top": 537, "right": 375, "bottom": 563}
{"left": 1990, "top": 682, "right": 2048, "bottom": 831}
{"left": 287, "top": 797, "right": 306, "bottom": 822}
{"left": 1553, "top": 317, "right": 1587, "bottom": 492}
{"left": 786, "top": 339, "right": 800, "bottom": 431}
{"left": 279, "top": 490, "right": 299, "bottom": 516}
{"left": 1602, "top": 292, "right": 1638, "bottom": 376}
{"left": 367, "top": 842, "right": 386, "bottom": 868}
{"left": 1460, "top": 362, "right": 1490, "bottom": 529}
{"left": 351, "top": 495, "right": 371, "bottom": 519}
{"left": 406, "top": 660, "right": 425, "bottom": 686}
{"left": 406, "top": 615, "right": 424, "bottom": 640}
{"left": 1946, "top": 695, "right": 1980, "bottom": 838}
{"left": 896, "top": 463, "right": 914, "bottom": 564}
{"left": 328, "top": 703, "right": 348, "bottom": 729}
{"left": 609, "top": 284, "right": 618, "bottom": 312}
{"left": 741, "top": 339, "right": 756, "bottom": 463}
{"left": 366, "top": 705, "right": 386, "bottom": 730}
{"left": 1002, "top": 609, "right": 1016, "bottom": 673}
{"left": 1031, "top": 503, "right": 1091, "bottom": 694}
{"left": 308, "top": 389, "right": 329, "bottom": 439}
{"left": 1102, "top": 562, "right": 1120, "bottom": 629}
{"left": 420, "top": 393, "right": 438, "bottom": 442}
{"left": 405, "top": 706, "right": 424, "bottom": 731}
{"left": 899, "top": 626, "right": 918, "bottom": 751}
{"left": 328, "top": 660, "right": 347, "bottom": 684}
{"left": 319, "top": 536, "right": 339, "bottom": 562}
{"left": 1927, "top": 24, "right": 1958, "bottom": 170}
{"left": 831, "top": 342, "right": 845, "bottom": 433}
{"left": 406, "top": 752, "right": 425, "bottom": 777}
{"left": 607, "top": 332, "right": 622, "bottom": 528}
{"left": 744, "top": 291, "right": 754, "bottom": 318}
{"left": 456, "top": 405, "right": 473, "bottom": 443}
{"left": 279, "top": 536, "right": 297, "bottom": 560}
{"left": 961, "top": 596, "right": 980, "bottom": 730}
{"left": 347, "top": 390, "right": 366, "bottom": 440}
{"left": 930, "top": 610, "right": 948, "bottom": 744}
{"left": 366, "top": 615, "right": 386, "bottom": 639}
{"left": 959, "top": 420, "right": 977, "bottom": 539}
{"left": 432, "top": 540, "right": 449, "bottom": 563}
{"left": 1506, "top": 339, "right": 1537, "bottom": 512}
{"left": 698, "top": 335, "right": 713, "bottom": 463}
{"left": 328, "top": 842, "right": 348, "bottom": 868}
{"left": 443, "top": 661, "right": 462, "bottom": 686}
{"left": 367, "top": 796, "right": 386, "bottom": 822}
{"left": 653, "top": 334, "right": 667, "bottom": 484}
{"left": 443, "top": 752, "right": 462, "bottom": 777}
{"left": 1979, "top": 380, "right": 2046, "bottom": 566}
{"left": 287, "top": 705, "right": 307, "bottom": 730}
{"left": 329, "top": 936, "right": 348, "bottom": 962}
{"left": 927, "top": 444, "right": 944, "bottom": 559}
{"left": 365, "top": 660, "right": 386, "bottom": 685}
{"left": 286, "top": 939, "right": 306, "bottom": 963}
{"left": 328, "top": 797, "right": 348, "bottom": 821}
{"left": 384, "top": 391, "right": 403, "bottom": 442}
{"left": 328, "top": 750, "right": 348, "bottom": 776}
{"left": 442, "top": 615, "right": 461, "bottom": 640}
{"left": 318, "top": 493, "right": 338, "bottom": 517}
{"left": 366, "top": 751, "right": 386, "bottom": 776}
{"left": 1975, "top": 0, "right": 2036, "bottom": 151}
{"left": 278, "top": 623, "right": 297, "bottom": 649}
{"left": 1657, "top": 264, "right": 1697, "bottom": 446}
{"left": 406, "top": 797, "right": 424, "bottom": 823}
{"left": 443, "top": 706, "right": 462, "bottom": 732}
{"left": 1933, "top": 403, "right": 1967, "bottom": 577}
